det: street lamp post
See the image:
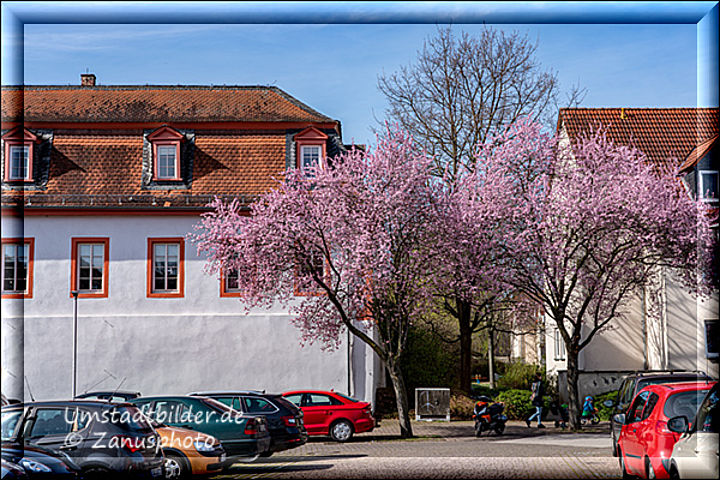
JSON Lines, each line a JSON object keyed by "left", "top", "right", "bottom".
{"left": 71, "top": 290, "right": 79, "bottom": 398}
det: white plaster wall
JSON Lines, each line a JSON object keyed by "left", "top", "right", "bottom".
{"left": 1, "top": 215, "right": 377, "bottom": 402}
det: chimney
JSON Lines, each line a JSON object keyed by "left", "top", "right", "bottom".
{"left": 80, "top": 73, "right": 96, "bottom": 86}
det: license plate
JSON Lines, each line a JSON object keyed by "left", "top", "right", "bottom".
{"left": 151, "top": 467, "right": 163, "bottom": 478}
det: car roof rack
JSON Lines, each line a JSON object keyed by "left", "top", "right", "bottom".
{"left": 630, "top": 370, "right": 708, "bottom": 377}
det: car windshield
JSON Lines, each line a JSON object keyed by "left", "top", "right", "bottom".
{"left": 1, "top": 410, "right": 22, "bottom": 441}
{"left": 108, "top": 406, "right": 154, "bottom": 432}
{"left": 664, "top": 389, "right": 710, "bottom": 420}
{"left": 695, "top": 387, "right": 718, "bottom": 433}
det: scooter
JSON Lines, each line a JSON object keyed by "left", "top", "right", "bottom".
{"left": 472, "top": 396, "right": 508, "bottom": 436}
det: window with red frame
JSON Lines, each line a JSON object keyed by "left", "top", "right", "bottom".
{"left": 71, "top": 238, "right": 109, "bottom": 298}
{"left": 1, "top": 238, "right": 33, "bottom": 298}
{"left": 148, "top": 238, "right": 184, "bottom": 297}
{"left": 148, "top": 126, "right": 183, "bottom": 181}
{"left": 3, "top": 127, "right": 37, "bottom": 182}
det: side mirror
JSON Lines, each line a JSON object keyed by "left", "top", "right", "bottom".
{"left": 667, "top": 416, "right": 689, "bottom": 434}
{"left": 613, "top": 413, "right": 626, "bottom": 425}
{"left": 603, "top": 400, "right": 615, "bottom": 408}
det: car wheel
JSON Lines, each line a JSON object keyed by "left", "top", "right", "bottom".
{"left": 82, "top": 467, "right": 113, "bottom": 480}
{"left": 612, "top": 434, "right": 618, "bottom": 457}
{"left": 164, "top": 453, "right": 189, "bottom": 480}
{"left": 645, "top": 456, "right": 656, "bottom": 480}
{"left": 259, "top": 451, "right": 273, "bottom": 458}
{"left": 668, "top": 463, "right": 680, "bottom": 480}
{"left": 329, "top": 419, "right": 354, "bottom": 442}
{"left": 494, "top": 423, "right": 505, "bottom": 435}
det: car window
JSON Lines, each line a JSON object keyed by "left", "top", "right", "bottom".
{"left": 1, "top": 410, "right": 22, "bottom": 441}
{"left": 334, "top": 393, "right": 360, "bottom": 403}
{"left": 241, "top": 397, "right": 277, "bottom": 414}
{"left": 642, "top": 393, "right": 659, "bottom": 420}
{"left": 153, "top": 401, "right": 188, "bottom": 425}
{"left": 305, "top": 394, "right": 342, "bottom": 407}
{"left": 664, "top": 389, "right": 710, "bottom": 421}
{"left": 29, "top": 408, "right": 73, "bottom": 438}
{"left": 628, "top": 391, "right": 649, "bottom": 423}
{"left": 108, "top": 406, "right": 153, "bottom": 433}
{"left": 618, "top": 380, "right": 631, "bottom": 406}
{"left": 213, "top": 397, "right": 234, "bottom": 408}
{"left": 283, "top": 394, "right": 303, "bottom": 406}
{"left": 695, "top": 389, "right": 718, "bottom": 433}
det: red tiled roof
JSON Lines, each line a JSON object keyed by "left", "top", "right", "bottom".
{"left": 1, "top": 85, "right": 340, "bottom": 210}
{"left": 558, "top": 108, "right": 719, "bottom": 176}
{"left": 1, "top": 85, "right": 334, "bottom": 123}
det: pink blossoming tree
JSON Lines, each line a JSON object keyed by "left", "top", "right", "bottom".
{"left": 193, "top": 128, "right": 439, "bottom": 438}
{"left": 475, "top": 118, "right": 715, "bottom": 429}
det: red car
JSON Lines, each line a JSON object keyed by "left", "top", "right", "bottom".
{"left": 281, "top": 390, "right": 375, "bottom": 442}
{"left": 616, "top": 381, "right": 716, "bottom": 479}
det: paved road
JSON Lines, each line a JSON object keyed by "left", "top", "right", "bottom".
{"left": 213, "top": 421, "right": 621, "bottom": 479}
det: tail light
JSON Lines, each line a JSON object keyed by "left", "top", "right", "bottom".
{"left": 363, "top": 406, "right": 372, "bottom": 415}
{"left": 655, "top": 420, "right": 671, "bottom": 434}
{"left": 113, "top": 435, "right": 142, "bottom": 453}
{"left": 281, "top": 415, "right": 297, "bottom": 427}
{"left": 244, "top": 418, "right": 258, "bottom": 436}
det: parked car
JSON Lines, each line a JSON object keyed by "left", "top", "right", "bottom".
{"left": 281, "top": 390, "right": 375, "bottom": 442}
{"left": 615, "top": 381, "right": 716, "bottom": 479}
{"left": 128, "top": 396, "right": 270, "bottom": 462}
{"left": 1, "top": 400, "right": 164, "bottom": 479}
{"left": 1, "top": 459, "right": 28, "bottom": 480}
{"left": 1, "top": 394, "right": 21, "bottom": 407}
{"left": 667, "top": 382, "right": 719, "bottom": 479}
{"left": 606, "top": 371, "right": 713, "bottom": 457}
{"left": 75, "top": 391, "right": 142, "bottom": 402}
{"left": 148, "top": 417, "right": 226, "bottom": 479}
{"left": 189, "top": 390, "right": 308, "bottom": 456}
{"left": 1, "top": 443, "right": 80, "bottom": 479}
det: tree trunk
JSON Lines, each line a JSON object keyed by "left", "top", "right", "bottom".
{"left": 488, "top": 326, "right": 496, "bottom": 389}
{"left": 387, "top": 359, "right": 414, "bottom": 438}
{"left": 566, "top": 347, "right": 581, "bottom": 431}
{"left": 458, "top": 299, "right": 473, "bottom": 393}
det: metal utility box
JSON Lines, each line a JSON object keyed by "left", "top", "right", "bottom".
{"left": 415, "top": 387, "right": 450, "bottom": 421}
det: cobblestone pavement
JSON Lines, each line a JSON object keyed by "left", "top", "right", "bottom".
{"left": 212, "top": 421, "right": 621, "bottom": 479}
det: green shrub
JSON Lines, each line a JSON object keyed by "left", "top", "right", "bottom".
{"left": 595, "top": 390, "right": 620, "bottom": 421}
{"left": 470, "top": 384, "right": 501, "bottom": 398}
{"left": 496, "top": 388, "right": 552, "bottom": 420}
{"left": 496, "top": 362, "right": 544, "bottom": 390}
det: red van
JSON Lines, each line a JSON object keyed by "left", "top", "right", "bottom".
{"left": 616, "top": 381, "right": 716, "bottom": 479}
{"left": 281, "top": 390, "right": 375, "bottom": 442}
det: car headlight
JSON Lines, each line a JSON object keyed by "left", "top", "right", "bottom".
{"left": 194, "top": 439, "right": 217, "bottom": 453}
{"left": 20, "top": 458, "right": 52, "bottom": 473}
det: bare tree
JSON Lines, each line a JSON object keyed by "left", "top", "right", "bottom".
{"left": 379, "top": 25, "right": 583, "bottom": 392}
{"left": 378, "top": 25, "right": 585, "bottom": 186}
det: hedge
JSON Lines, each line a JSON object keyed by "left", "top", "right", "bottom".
{"left": 496, "top": 389, "right": 551, "bottom": 420}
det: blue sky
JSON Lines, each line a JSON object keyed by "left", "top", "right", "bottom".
{"left": 2, "top": 2, "right": 716, "bottom": 146}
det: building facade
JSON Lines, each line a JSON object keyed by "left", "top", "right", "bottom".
{"left": 547, "top": 108, "right": 719, "bottom": 399}
{"left": 1, "top": 76, "right": 381, "bottom": 402}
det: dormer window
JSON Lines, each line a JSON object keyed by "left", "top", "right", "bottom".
{"left": 3, "top": 127, "right": 38, "bottom": 182}
{"left": 148, "top": 126, "right": 184, "bottom": 181}
{"left": 699, "top": 170, "right": 718, "bottom": 202}
{"left": 295, "top": 126, "right": 328, "bottom": 177}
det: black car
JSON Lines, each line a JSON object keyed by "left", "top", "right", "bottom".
{"left": 1, "top": 401, "right": 164, "bottom": 479}
{"left": 1, "top": 443, "right": 80, "bottom": 479}
{"left": 74, "top": 391, "right": 142, "bottom": 402}
{"left": 605, "top": 370, "right": 714, "bottom": 457}
{"left": 189, "top": 391, "right": 308, "bottom": 455}
{"left": 1, "top": 459, "right": 28, "bottom": 480}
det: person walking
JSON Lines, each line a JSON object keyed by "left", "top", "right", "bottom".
{"left": 526, "top": 372, "right": 546, "bottom": 428}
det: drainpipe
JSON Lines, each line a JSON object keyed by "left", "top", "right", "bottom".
{"left": 347, "top": 328, "right": 353, "bottom": 397}
{"left": 642, "top": 287, "right": 649, "bottom": 370}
